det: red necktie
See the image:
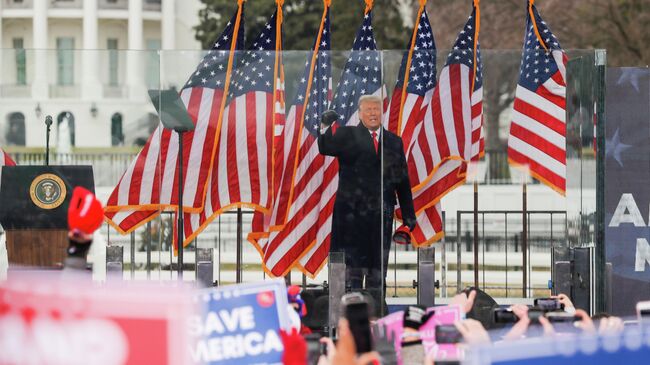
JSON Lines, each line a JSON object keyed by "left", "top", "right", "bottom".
{"left": 372, "top": 131, "right": 378, "bottom": 154}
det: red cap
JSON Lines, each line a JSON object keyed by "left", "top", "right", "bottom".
{"left": 68, "top": 187, "right": 104, "bottom": 235}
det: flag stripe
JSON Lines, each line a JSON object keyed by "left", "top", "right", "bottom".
{"left": 507, "top": 4, "right": 567, "bottom": 195}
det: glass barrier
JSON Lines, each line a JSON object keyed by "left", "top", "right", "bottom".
{"left": 0, "top": 49, "right": 602, "bottom": 313}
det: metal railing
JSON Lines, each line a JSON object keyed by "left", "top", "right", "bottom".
{"left": 452, "top": 210, "right": 566, "bottom": 298}
{"left": 6, "top": 149, "right": 521, "bottom": 188}
{"left": 102, "top": 207, "right": 567, "bottom": 300}
{"left": 3, "top": 0, "right": 33, "bottom": 9}
{"left": 9, "top": 150, "right": 136, "bottom": 187}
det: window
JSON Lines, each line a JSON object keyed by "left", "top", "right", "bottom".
{"left": 5, "top": 112, "right": 25, "bottom": 146}
{"left": 13, "top": 38, "right": 26, "bottom": 85}
{"left": 107, "top": 38, "right": 118, "bottom": 86}
{"left": 56, "top": 38, "right": 75, "bottom": 86}
{"left": 56, "top": 111, "right": 75, "bottom": 148}
{"left": 145, "top": 39, "right": 161, "bottom": 90}
{"left": 111, "top": 113, "right": 123, "bottom": 146}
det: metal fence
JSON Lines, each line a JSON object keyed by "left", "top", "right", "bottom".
{"left": 7, "top": 149, "right": 531, "bottom": 188}
{"left": 102, "top": 208, "right": 567, "bottom": 300}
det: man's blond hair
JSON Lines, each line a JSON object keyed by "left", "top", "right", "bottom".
{"left": 358, "top": 94, "right": 382, "bottom": 110}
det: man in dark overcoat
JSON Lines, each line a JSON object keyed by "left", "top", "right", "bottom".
{"left": 318, "top": 95, "right": 416, "bottom": 315}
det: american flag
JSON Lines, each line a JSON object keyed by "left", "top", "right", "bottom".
{"left": 181, "top": 8, "right": 285, "bottom": 246}
{"left": 406, "top": 4, "right": 484, "bottom": 245}
{"left": 0, "top": 148, "right": 16, "bottom": 188}
{"left": 296, "top": 9, "right": 384, "bottom": 276}
{"left": 385, "top": 8, "right": 445, "bottom": 247}
{"left": 507, "top": 1, "right": 567, "bottom": 195}
{"left": 386, "top": 10, "right": 436, "bottom": 144}
{"left": 261, "top": 6, "right": 333, "bottom": 277}
{"left": 104, "top": 6, "right": 245, "bottom": 234}
{"left": 248, "top": 6, "right": 331, "bottom": 260}
{"left": 412, "top": 4, "right": 484, "bottom": 217}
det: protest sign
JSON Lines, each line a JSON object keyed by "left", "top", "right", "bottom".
{"left": 188, "top": 279, "right": 290, "bottom": 365}
{"left": 376, "top": 305, "right": 463, "bottom": 364}
{"left": 0, "top": 271, "right": 194, "bottom": 365}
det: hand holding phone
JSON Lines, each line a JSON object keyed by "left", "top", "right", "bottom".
{"left": 341, "top": 293, "right": 373, "bottom": 354}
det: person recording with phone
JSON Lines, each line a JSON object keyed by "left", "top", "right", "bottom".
{"left": 318, "top": 95, "right": 416, "bottom": 316}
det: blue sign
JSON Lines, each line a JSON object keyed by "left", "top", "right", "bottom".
{"left": 188, "top": 280, "right": 290, "bottom": 365}
{"left": 469, "top": 326, "right": 650, "bottom": 365}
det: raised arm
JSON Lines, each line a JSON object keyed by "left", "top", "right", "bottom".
{"left": 317, "top": 110, "right": 344, "bottom": 157}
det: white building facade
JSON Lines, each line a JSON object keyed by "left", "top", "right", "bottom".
{"left": 0, "top": 0, "right": 202, "bottom": 149}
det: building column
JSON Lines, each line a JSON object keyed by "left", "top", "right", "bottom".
{"left": 127, "top": 0, "right": 145, "bottom": 100}
{"left": 82, "top": 0, "right": 100, "bottom": 100}
{"left": 162, "top": 0, "right": 175, "bottom": 50}
{"left": 0, "top": 1, "right": 4, "bottom": 89}
{"left": 32, "top": 0, "right": 48, "bottom": 100}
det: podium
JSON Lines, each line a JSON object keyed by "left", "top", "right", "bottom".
{"left": 0, "top": 166, "right": 94, "bottom": 268}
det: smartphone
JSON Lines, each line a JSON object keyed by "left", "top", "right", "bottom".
{"left": 493, "top": 308, "right": 518, "bottom": 324}
{"left": 305, "top": 333, "right": 322, "bottom": 365}
{"left": 545, "top": 312, "right": 580, "bottom": 323}
{"left": 435, "top": 325, "right": 463, "bottom": 344}
{"left": 636, "top": 301, "right": 650, "bottom": 322}
{"left": 534, "top": 298, "right": 564, "bottom": 311}
{"left": 342, "top": 293, "right": 373, "bottom": 353}
{"left": 527, "top": 309, "right": 544, "bottom": 324}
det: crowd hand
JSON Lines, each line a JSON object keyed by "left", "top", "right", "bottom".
{"left": 597, "top": 316, "right": 624, "bottom": 335}
{"left": 552, "top": 293, "right": 575, "bottom": 311}
{"left": 279, "top": 328, "right": 307, "bottom": 365}
{"left": 455, "top": 319, "right": 491, "bottom": 346}
{"left": 574, "top": 309, "right": 596, "bottom": 334}
{"left": 450, "top": 289, "right": 477, "bottom": 314}
{"left": 332, "top": 319, "right": 380, "bottom": 365}
{"left": 317, "top": 337, "right": 336, "bottom": 365}
{"left": 502, "top": 305, "right": 530, "bottom": 341}
{"left": 538, "top": 316, "right": 556, "bottom": 337}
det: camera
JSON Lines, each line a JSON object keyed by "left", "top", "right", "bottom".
{"left": 534, "top": 298, "right": 564, "bottom": 312}
{"left": 493, "top": 307, "right": 544, "bottom": 324}
{"left": 435, "top": 325, "right": 463, "bottom": 344}
{"left": 341, "top": 292, "right": 373, "bottom": 354}
{"left": 545, "top": 312, "right": 580, "bottom": 323}
{"left": 305, "top": 333, "right": 322, "bottom": 365}
{"left": 493, "top": 308, "right": 518, "bottom": 324}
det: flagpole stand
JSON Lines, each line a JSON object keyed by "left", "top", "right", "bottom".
{"left": 473, "top": 181, "right": 479, "bottom": 289}
{"left": 147, "top": 89, "right": 196, "bottom": 281}
{"left": 177, "top": 131, "right": 185, "bottom": 279}
{"left": 522, "top": 182, "right": 528, "bottom": 298}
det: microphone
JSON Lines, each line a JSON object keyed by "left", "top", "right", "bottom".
{"left": 45, "top": 115, "right": 52, "bottom": 166}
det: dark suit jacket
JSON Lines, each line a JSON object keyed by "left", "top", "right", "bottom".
{"left": 318, "top": 123, "right": 416, "bottom": 268}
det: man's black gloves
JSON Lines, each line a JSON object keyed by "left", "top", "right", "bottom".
{"left": 320, "top": 110, "right": 340, "bottom": 127}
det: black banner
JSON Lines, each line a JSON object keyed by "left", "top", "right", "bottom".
{"left": 605, "top": 67, "right": 650, "bottom": 316}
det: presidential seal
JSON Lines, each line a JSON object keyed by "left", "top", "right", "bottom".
{"left": 30, "top": 173, "right": 66, "bottom": 209}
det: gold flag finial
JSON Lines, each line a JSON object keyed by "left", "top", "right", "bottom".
{"left": 364, "top": 0, "right": 373, "bottom": 14}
